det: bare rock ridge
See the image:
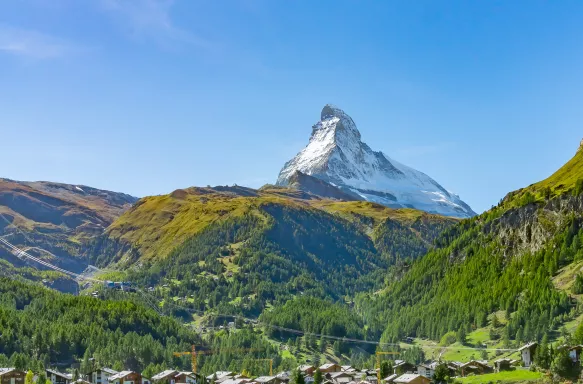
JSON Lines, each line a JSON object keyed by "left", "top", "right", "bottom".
{"left": 276, "top": 105, "right": 476, "bottom": 218}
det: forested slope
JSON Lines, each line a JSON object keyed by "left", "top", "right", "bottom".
{"left": 88, "top": 186, "right": 456, "bottom": 322}
{"left": 358, "top": 145, "right": 583, "bottom": 347}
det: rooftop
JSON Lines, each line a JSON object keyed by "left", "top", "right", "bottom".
{"left": 518, "top": 342, "right": 538, "bottom": 351}
{"left": 109, "top": 371, "right": 136, "bottom": 381}
{"left": 394, "top": 374, "right": 423, "bottom": 383}
{"left": 0, "top": 369, "right": 16, "bottom": 376}
{"left": 152, "top": 370, "right": 178, "bottom": 381}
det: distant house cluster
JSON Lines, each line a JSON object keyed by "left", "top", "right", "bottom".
{"left": 202, "top": 363, "right": 429, "bottom": 384}
{"left": 5, "top": 342, "right": 581, "bottom": 384}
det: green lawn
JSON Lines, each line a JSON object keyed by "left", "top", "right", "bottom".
{"left": 456, "top": 370, "right": 544, "bottom": 384}
{"left": 440, "top": 343, "right": 482, "bottom": 362}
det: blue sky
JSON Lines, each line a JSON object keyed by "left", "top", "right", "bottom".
{"left": 1, "top": 1, "right": 583, "bottom": 213}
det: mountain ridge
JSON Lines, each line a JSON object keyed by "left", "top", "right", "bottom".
{"left": 0, "top": 178, "right": 138, "bottom": 285}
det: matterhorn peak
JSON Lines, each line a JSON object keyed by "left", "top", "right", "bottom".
{"left": 310, "top": 104, "right": 361, "bottom": 141}
{"left": 321, "top": 104, "right": 349, "bottom": 120}
{"left": 277, "top": 105, "right": 476, "bottom": 218}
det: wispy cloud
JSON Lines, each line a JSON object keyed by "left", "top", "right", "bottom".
{"left": 0, "top": 25, "right": 72, "bottom": 59}
{"left": 100, "top": 0, "right": 209, "bottom": 48}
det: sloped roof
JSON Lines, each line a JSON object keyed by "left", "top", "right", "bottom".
{"left": 384, "top": 374, "right": 398, "bottom": 382}
{"left": 101, "top": 369, "right": 119, "bottom": 376}
{"left": 152, "top": 370, "right": 178, "bottom": 381}
{"left": 206, "top": 372, "right": 234, "bottom": 381}
{"left": 329, "top": 372, "right": 351, "bottom": 379}
{"left": 394, "top": 374, "right": 424, "bottom": 383}
{"left": 518, "top": 342, "right": 538, "bottom": 351}
{"left": 254, "top": 377, "right": 276, "bottom": 383}
{"left": 0, "top": 369, "right": 17, "bottom": 376}
{"left": 109, "top": 371, "right": 136, "bottom": 381}
{"left": 47, "top": 370, "right": 71, "bottom": 380}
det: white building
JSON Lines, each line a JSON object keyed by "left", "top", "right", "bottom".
{"left": 518, "top": 342, "right": 538, "bottom": 367}
{"left": 91, "top": 369, "right": 119, "bottom": 384}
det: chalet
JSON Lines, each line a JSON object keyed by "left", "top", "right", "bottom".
{"left": 518, "top": 342, "right": 538, "bottom": 367}
{"left": 363, "top": 376, "right": 377, "bottom": 384}
{"left": 152, "top": 371, "right": 179, "bottom": 384}
{"left": 0, "top": 368, "right": 26, "bottom": 384}
{"left": 253, "top": 377, "right": 281, "bottom": 384}
{"left": 47, "top": 370, "right": 72, "bottom": 384}
{"left": 327, "top": 372, "right": 352, "bottom": 384}
{"left": 392, "top": 361, "right": 415, "bottom": 376}
{"left": 72, "top": 380, "right": 91, "bottom": 384}
{"left": 90, "top": 368, "right": 119, "bottom": 384}
{"left": 298, "top": 366, "right": 315, "bottom": 376}
{"left": 383, "top": 374, "right": 398, "bottom": 383}
{"left": 493, "top": 358, "right": 518, "bottom": 372}
{"left": 569, "top": 345, "right": 583, "bottom": 363}
{"left": 393, "top": 374, "right": 430, "bottom": 384}
{"left": 108, "top": 371, "right": 142, "bottom": 384}
{"left": 340, "top": 367, "right": 357, "bottom": 374}
{"left": 174, "top": 373, "right": 197, "bottom": 384}
{"left": 319, "top": 365, "right": 341, "bottom": 374}
{"left": 416, "top": 362, "right": 438, "bottom": 380}
{"left": 206, "top": 373, "right": 234, "bottom": 382}
{"left": 457, "top": 361, "right": 491, "bottom": 377}
{"left": 220, "top": 379, "right": 250, "bottom": 384}
{"left": 275, "top": 373, "right": 290, "bottom": 383}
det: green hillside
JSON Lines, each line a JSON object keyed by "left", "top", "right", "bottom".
{"left": 502, "top": 143, "right": 583, "bottom": 209}
{"left": 358, "top": 145, "right": 583, "bottom": 352}
{"left": 0, "top": 277, "right": 199, "bottom": 371}
{"left": 87, "top": 186, "right": 456, "bottom": 335}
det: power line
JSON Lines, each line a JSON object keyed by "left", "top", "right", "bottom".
{"left": 144, "top": 289, "right": 517, "bottom": 352}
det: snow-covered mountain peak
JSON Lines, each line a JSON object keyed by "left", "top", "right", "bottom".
{"left": 311, "top": 104, "right": 361, "bottom": 141}
{"left": 277, "top": 105, "right": 476, "bottom": 218}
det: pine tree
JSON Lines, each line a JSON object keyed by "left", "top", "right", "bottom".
{"left": 291, "top": 370, "right": 305, "bottom": 384}
{"left": 36, "top": 373, "right": 47, "bottom": 384}
{"left": 491, "top": 315, "right": 500, "bottom": 328}
{"left": 456, "top": 325, "right": 466, "bottom": 345}
{"left": 25, "top": 371, "right": 34, "bottom": 384}
{"left": 380, "top": 361, "right": 391, "bottom": 379}
{"left": 333, "top": 341, "right": 342, "bottom": 356}
{"left": 319, "top": 339, "right": 326, "bottom": 353}
{"left": 433, "top": 364, "right": 449, "bottom": 384}
{"left": 313, "top": 369, "right": 323, "bottom": 384}
{"left": 80, "top": 349, "right": 92, "bottom": 375}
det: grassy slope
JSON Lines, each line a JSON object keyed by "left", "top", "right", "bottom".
{"left": 456, "top": 370, "right": 544, "bottom": 384}
{"left": 102, "top": 188, "right": 456, "bottom": 265}
{"left": 503, "top": 145, "right": 583, "bottom": 207}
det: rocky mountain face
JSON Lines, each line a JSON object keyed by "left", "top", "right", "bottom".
{"left": 277, "top": 105, "right": 476, "bottom": 218}
{"left": 0, "top": 178, "right": 138, "bottom": 275}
